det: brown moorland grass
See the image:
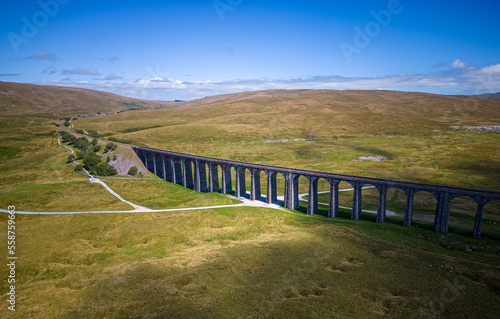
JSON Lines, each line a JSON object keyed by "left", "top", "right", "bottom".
{"left": 76, "top": 89, "right": 500, "bottom": 189}
{"left": 0, "top": 86, "right": 499, "bottom": 318}
{"left": 75, "top": 89, "right": 500, "bottom": 230}
{"left": 0, "top": 207, "right": 499, "bottom": 318}
{"left": 0, "top": 81, "right": 174, "bottom": 116}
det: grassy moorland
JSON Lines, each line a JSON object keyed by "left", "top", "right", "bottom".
{"left": 1, "top": 207, "right": 499, "bottom": 318}
{"left": 75, "top": 90, "right": 500, "bottom": 190}
{"left": 0, "top": 116, "right": 131, "bottom": 212}
{"left": 0, "top": 81, "right": 174, "bottom": 212}
{"left": 0, "top": 85, "right": 499, "bottom": 318}
{"left": 0, "top": 81, "right": 173, "bottom": 116}
{"left": 75, "top": 89, "right": 500, "bottom": 236}
{"left": 0, "top": 116, "right": 239, "bottom": 212}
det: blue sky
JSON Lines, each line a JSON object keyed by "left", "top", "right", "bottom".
{"left": 1, "top": 0, "right": 499, "bottom": 100}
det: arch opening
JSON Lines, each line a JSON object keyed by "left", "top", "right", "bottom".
{"left": 481, "top": 200, "right": 500, "bottom": 240}
{"left": 445, "top": 195, "right": 482, "bottom": 237}
{"left": 411, "top": 190, "right": 439, "bottom": 232}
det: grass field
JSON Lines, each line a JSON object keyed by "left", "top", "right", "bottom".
{"left": 1, "top": 87, "right": 499, "bottom": 318}
{"left": 74, "top": 89, "right": 500, "bottom": 237}
{"left": 1, "top": 207, "right": 500, "bottom": 318}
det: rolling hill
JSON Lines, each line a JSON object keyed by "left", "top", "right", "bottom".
{"left": 0, "top": 81, "right": 181, "bottom": 116}
{"left": 478, "top": 92, "right": 500, "bottom": 100}
{"left": 72, "top": 87, "right": 500, "bottom": 192}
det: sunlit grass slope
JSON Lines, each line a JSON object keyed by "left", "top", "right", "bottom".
{"left": 0, "top": 207, "right": 499, "bottom": 318}
{"left": 0, "top": 81, "right": 174, "bottom": 116}
{"left": 0, "top": 116, "right": 237, "bottom": 212}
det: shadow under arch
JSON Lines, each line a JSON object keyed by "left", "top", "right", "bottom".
{"left": 300, "top": 177, "right": 333, "bottom": 218}
{"left": 154, "top": 153, "right": 164, "bottom": 180}
{"left": 262, "top": 170, "right": 286, "bottom": 204}
{"left": 383, "top": 186, "right": 408, "bottom": 225}
{"left": 480, "top": 199, "right": 500, "bottom": 240}
{"left": 207, "top": 162, "right": 222, "bottom": 193}
{"left": 145, "top": 151, "right": 154, "bottom": 173}
{"left": 172, "top": 157, "right": 183, "bottom": 185}
{"left": 446, "top": 194, "right": 481, "bottom": 237}
{"left": 410, "top": 190, "right": 439, "bottom": 232}
{"left": 136, "top": 150, "right": 146, "bottom": 166}
{"left": 219, "top": 164, "right": 233, "bottom": 195}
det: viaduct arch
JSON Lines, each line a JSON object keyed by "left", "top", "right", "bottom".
{"left": 136, "top": 147, "right": 500, "bottom": 239}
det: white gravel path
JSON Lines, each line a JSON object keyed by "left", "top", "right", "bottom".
{"left": 9, "top": 134, "right": 397, "bottom": 216}
{"left": 297, "top": 186, "right": 399, "bottom": 217}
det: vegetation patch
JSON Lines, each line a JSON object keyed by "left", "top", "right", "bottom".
{"left": 120, "top": 125, "right": 163, "bottom": 133}
{"left": 0, "top": 146, "right": 22, "bottom": 157}
{"left": 0, "top": 208, "right": 498, "bottom": 318}
{"left": 108, "top": 137, "right": 147, "bottom": 146}
{"left": 123, "top": 102, "right": 138, "bottom": 107}
{"left": 61, "top": 131, "right": 117, "bottom": 176}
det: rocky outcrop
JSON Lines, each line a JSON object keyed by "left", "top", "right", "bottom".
{"left": 108, "top": 146, "right": 148, "bottom": 175}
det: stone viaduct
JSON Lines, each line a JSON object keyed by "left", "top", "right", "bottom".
{"left": 133, "top": 146, "right": 500, "bottom": 239}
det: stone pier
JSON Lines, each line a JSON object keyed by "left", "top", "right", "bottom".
{"left": 376, "top": 185, "right": 388, "bottom": 223}
{"left": 173, "top": 158, "right": 183, "bottom": 185}
{"left": 182, "top": 159, "right": 193, "bottom": 189}
{"left": 403, "top": 188, "right": 415, "bottom": 227}
{"left": 351, "top": 182, "right": 363, "bottom": 220}
{"left": 328, "top": 179, "right": 340, "bottom": 218}
{"left": 194, "top": 160, "right": 207, "bottom": 192}
{"left": 265, "top": 171, "right": 278, "bottom": 204}
{"left": 146, "top": 152, "right": 155, "bottom": 173}
{"left": 284, "top": 174, "right": 299, "bottom": 210}
{"left": 250, "top": 169, "right": 261, "bottom": 200}
{"left": 209, "top": 163, "right": 219, "bottom": 192}
{"left": 221, "top": 165, "right": 232, "bottom": 194}
{"left": 433, "top": 191, "right": 451, "bottom": 233}
{"left": 235, "top": 167, "right": 246, "bottom": 198}
{"left": 154, "top": 154, "right": 164, "bottom": 180}
{"left": 164, "top": 157, "right": 173, "bottom": 182}
{"left": 307, "top": 177, "right": 319, "bottom": 215}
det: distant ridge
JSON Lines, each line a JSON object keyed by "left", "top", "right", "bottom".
{"left": 477, "top": 92, "right": 500, "bottom": 100}
{"left": 2, "top": 81, "right": 500, "bottom": 119}
{"left": 0, "top": 82, "right": 178, "bottom": 116}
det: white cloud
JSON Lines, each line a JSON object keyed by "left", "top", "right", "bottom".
{"left": 26, "top": 51, "right": 57, "bottom": 61}
{"left": 42, "top": 67, "right": 57, "bottom": 75}
{"left": 35, "top": 62, "right": 500, "bottom": 100}
{"left": 105, "top": 73, "right": 123, "bottom": 80}
{"left": 450, "top": 58, "right": 468, "bottom": 69}
{"left": 62, "top": 67, "right": 100, "bottom": 75}
{"left": 478, "top": 64, "right": 500, "bottom": 75}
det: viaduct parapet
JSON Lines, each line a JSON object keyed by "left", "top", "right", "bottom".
{"left": 133, "top": 146, "right": 500, "bottom": 239}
